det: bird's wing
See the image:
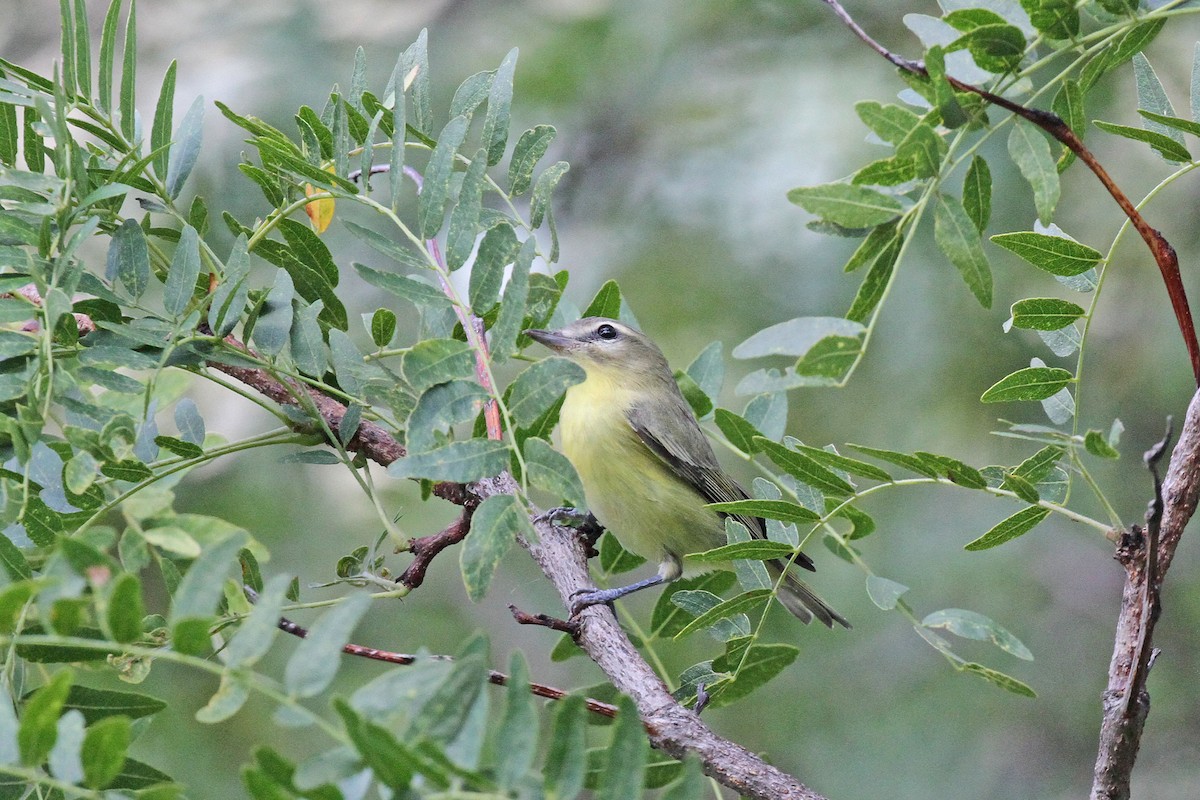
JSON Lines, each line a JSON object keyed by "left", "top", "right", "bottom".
{"left": 626, "top": 397, "right": 816, "bottom": 572}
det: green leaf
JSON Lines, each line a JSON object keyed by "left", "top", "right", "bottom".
{"left": 119, "top": 0, "right": 136, "bottom": 142}
{"left": 410, "top": 634, "right": 489, "bottom": 743}
{"left": 169, "top": 530, "right": 249, "bottom": 623}
{"left": 418, "top": 114, "right": 470, "bottom": 239}
{"left": 401, "top": 29, "right": 432, "bottom": 135}
{"left": 0, "top": 534, "right": 31, "bottom": 581}
{"left": 673, "top": 589, "right": 771, "bottom": 639}
{"left": 1084, "top": 430, "right": 1120, "bottom": 459}
{"left": 107, "top": 219, "right": 150, "bottom": 299}
{"left": 166, "top": 94, "right": 204, "bottom": 198}
{"left": 651, "top": 571, "right": 737, "bottom": 638}
{"left": 1007, "top": 121, "right": 1059, "bottom": 224}
{"left": 508, "top": 125, "right": 556, "bottom": 196}
{"left": 195, "top": 672, "right": 250, "bottom": 725}
{"left": 964, "top": 505, "right": 1050, "bottom": 550}
{"left": 733, "top": 316, "right": 864, "bottom": 360}
{"left": 544, "top": 695, "right": 587, "bottom": 800}
{"left": 461, "top": 494, "right": 533, "bottom": 601}
{"left": 854, "top": 100, "right": 920, "bottom": 145}
{"left": 524, "top": 437, "right": 586, "bottom": 508}
{"left": 962, "top": 663, "right": 1037, "bottom": 697}
{"left": 708, "top": 642, "right": 798, "bottom": 706}
{"left": 1137, "top": 109, "right": 1200, "bottom": 138}
{"left": 950, "top": 22, "right": 1025, "bottom": 74}
{"left": 489, "top": 235, "right": 535, "bottom": 363}
{"left": 81, "top": 715, "right": 130, "bottom": 789}
{"left": 755, "top": 437, "right": 854, "bottom": 496}
{"left": 151, "top": 60, "right": 177, "bottom": 180}
{"left": 1133, "top": 52, "right": 1185, "bottom": 150}
{"left": 852, "top": 155, "right": 917, "bottom": 187}
{"left": 508, "top": 358, "right": 585, "bottom": 429}
{"left": 60, "top": 686, "right": 165, "bottom": 726}
{"left": 407, "top": 380, "right": 487, "bottom": 453}
{"left": 1053, "top": 80, "right": 1085, "bottom": 170}
{"left": 962, "top": 155, "right": 991, "bottom": 233}
{"left": 846, "top": 234, "right": 901, "bottom": 323}
{"left": 866, "top": 575, "right": 908, "bottom": 610}
{"left": 369, "top": 308, "right": 397, "bottom": 348}
{"left": 335, "top": 702, "right": 414, "bottom": 790}
{"left": 597, "top": 696, "right": 648, "bottom": 800}
{"left": 935, "top": 193, "right": 992, "bottom": 308}
{"left": 787, "top": 182, "right": 903, "bottom": 227}
{"left": 1022, "top": 0, "right": 1078, "bottom": 39}
{"left": 284, "top": 592, "right": 371, "bottom": 698}
{"left": 445, "top": 148, "right": 487, "bottom": 270}
{"left": 922, "top": 608, "right": 1033, "bottom": 660}
{"left": 896, "top": 121, "right": 945, "bottom": 178}
{"left": 289, "top": 298, "right": 327, "bottom": 377}
{"left": 846, "top": 443, "right": 938, "bottom": 477}
{"left": 496, "top": 652, "right": 537, "bottom": 791}
{"left": 483, "top": 48, "right": 518, "bottom": 166}
{"left": 106, "top": 573, "right": 144, "bottom": 643}
{"left": 224, "top": 573, "right": 292, "bottom": 669}
{"left": 387, "top": 439, "right": 510, "bottom": 482}
{"left": 981, "top": 366, "right": 1073, "bottom": 403}
{"left": 713, "top": 408, "right": 763, "bottom": 454}
{"left": 164, "top": 224, "right": 201, "bottom": 316}
{"left": 98, "top": 0, "right": 122, "bottom": 114}
{"left": 252, "top": 270, "right": 294, "bottom": 357}
{"left": 706, "top": 499, "right": 818, "bottom": 524}
{"left": 469, "top": 222, "right": 517, "bottom": 313}
{"left": 1093, "top": 119, "right": 1191, "bottom": 163}
{"left": 401, "top": 338, "right": 475, "bottom": 393}
{"left": 582, "top": 280, "right": 622, "bottom": 319}
{"left": 687, "top": 540, "right": 797, "bottom": 564}
{"left": 354, "top": 263, "right": 449, "bottom": 309}
{"left": 662, "top": 758, "right": 706, "bottom": 800}
{"left": 990, "top": 231, "right": 1101, "bottom": 276}
{"left": 208, "top": 235, "right": 251, "bottom": 337}
{"left": 1010, "top": 297, "right": 1085, "bottom": 330}
{"left": 19, "top": 669, "right": 73, "bottom": 765}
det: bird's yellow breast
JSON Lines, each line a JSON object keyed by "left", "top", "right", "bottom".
{"left": 559, "top": 368, "right": 726, "bottom": 570}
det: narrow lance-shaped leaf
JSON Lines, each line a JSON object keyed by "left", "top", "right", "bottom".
{"left": 1093, "top": 120, "right": 1191, "bottom": 163}
{"left": 151, "top": 60, "right": 176, "bottom": 181}
{"left": 252, "top": 269, "right": 295, "bottom": 357}
{"left": 119, "top": 0, "right": 137, "bottom": 142}
{"left": 981, "top": 366, "right": 1073, "bottom": 403}
{"left": 496, "top": 652, "right": 537, "bottom": 791}
{"left": 990, "top": 231, "right": 1101, "bottom": 276}
{"left": 418, "top": 114, "right": 469, "bottom": 239}
{"left": 489, "top": 235, "right": 535, "bottom": 363}
{"left": 787, "top": 182, "right": 904, "bottom": 228}
{"left": 163, "top": 223, "right": 201, "bottom": 316}
{"left": 1052, "top": 79, "right": 1084, "bottom": 170}
{"left": 1009, "top": 297, "right": 1085, "bottom": 331}
{"left": 166, "top": 94, "right": 204, "bottom": 198}
{"left": 543, "top": 695, "right": 587, "bottom": 800}
{"left": 1008, "top": 121, "right": 1059, "bottom": 225}
{"left": 483, "top": 48, "right": 518, "bottom": 166}
{"left": 81, "top": 715, "right": 131, "bottom": 789}
{"left": 60, "top": 0, "right": 77, "bottom": 96}
{"left": 73, "top": 0, "right": 92, "bottom": 102}
{"left": 1133, "top": 53, "right": 1185, "bottom": 149}
{"left": 19, "top": 670, "right": 74, "bottom": 766}
{"left": 389, "top": 66, "right": 407, "bottom": 211}
{"left": 387, "top": 439, "right": 510, "bottom": 482}
{"left": 962, "top": 155, "right": 991, "bottom": 233}
{"left": 598, "top": 696, "right": 649, "bottom": 800}
{"left": 508, "top": 125, "right": 556, "bottom": 196}
{"left": 935, "top": 192, "right": 992, "bottom": 308}
{"left": 107, "top": 218, "right": 150, "bottom": 299}
{"left": 445, "top": 148, "right": 487, "bottom": 270}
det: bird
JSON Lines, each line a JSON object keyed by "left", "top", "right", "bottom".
{"left": 524, "top": 317, "right": 849, "bottom": 628}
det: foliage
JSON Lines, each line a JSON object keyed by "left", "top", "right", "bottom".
{"left": 0, "top": 0, "right": 1197, "bottom": 798}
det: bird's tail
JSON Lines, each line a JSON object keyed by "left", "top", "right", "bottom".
{"left": 768, "top": 562, "right": 851, "bottom": 629}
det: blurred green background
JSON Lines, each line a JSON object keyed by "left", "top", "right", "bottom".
{"left": 7, "top": 0, "right": 1200, "bottom": 797}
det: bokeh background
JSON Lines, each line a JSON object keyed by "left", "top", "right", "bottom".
{"left": 6, "top": 1, "right": 1200, "bottom": 798}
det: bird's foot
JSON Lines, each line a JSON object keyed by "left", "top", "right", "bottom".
{"left": 568, "top": 586, "right": 622, "bottom": 617}
{"left": 538, "top": 507, "right": 604, "bottom": 557}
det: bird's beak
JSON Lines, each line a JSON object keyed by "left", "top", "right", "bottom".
{"left": 523, "top": 328, "right": 574, "bottom": 351}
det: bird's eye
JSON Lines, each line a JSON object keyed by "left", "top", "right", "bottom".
{"left": 596, "top": 323, "right": 618, "bottom": 340}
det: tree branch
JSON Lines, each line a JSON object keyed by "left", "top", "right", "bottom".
{"left": 817, "top": 0, "right": 1200, "bottom": 385}
{"left": 1091, "top": 389, "right": 1200, "bottom": 799}
{"left": 271, "top": 605, "right": 619, "bottom": 719}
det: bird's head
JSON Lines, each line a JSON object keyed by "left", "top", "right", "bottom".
{"left": 524, "top": 317, "right": 670, "bottom": 378}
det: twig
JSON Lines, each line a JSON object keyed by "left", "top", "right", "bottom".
{"left": 508, "top": 604, "right": 579, "bottom": 637}
{"left": 274, "top": 608, "right": 618, "bottom": 719}
{"left": 817, "top": 0, "right": 1200, "bottom": 385}
{"left": 397, "top": 513, "right": 472, "bottom": 590}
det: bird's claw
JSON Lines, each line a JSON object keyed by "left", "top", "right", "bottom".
{"left": 568, "top": 587, "right": 615, "bottom": 618}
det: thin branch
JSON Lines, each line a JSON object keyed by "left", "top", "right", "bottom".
{"left": 273, "top": 607, "right": 618, "bottom": 719}
{"left": 396, "top": 513, "right": 472, "bottom": 590}
{"left": 817, "top": 0, "right": 1200, "bottom": 385}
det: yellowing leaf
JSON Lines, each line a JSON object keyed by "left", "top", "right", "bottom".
{"left": 304, "top": 166, "right": 337, "bottom": 234}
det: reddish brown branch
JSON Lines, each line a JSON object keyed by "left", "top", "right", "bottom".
{"left": 818, "top": 0, "right": 1200, "bottom": 386}
{"left": 508, "top": 603, "right": 579, "bottom": 637}
{"left": 275, "top": 610, "right": 618, "bottom": 719}
{"left": 396, "top": 513, "right": 472, "bottom": 589}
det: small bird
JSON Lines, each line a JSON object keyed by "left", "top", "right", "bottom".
{"left": 524, "top": 317, "right": 849, "bottom": 628}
